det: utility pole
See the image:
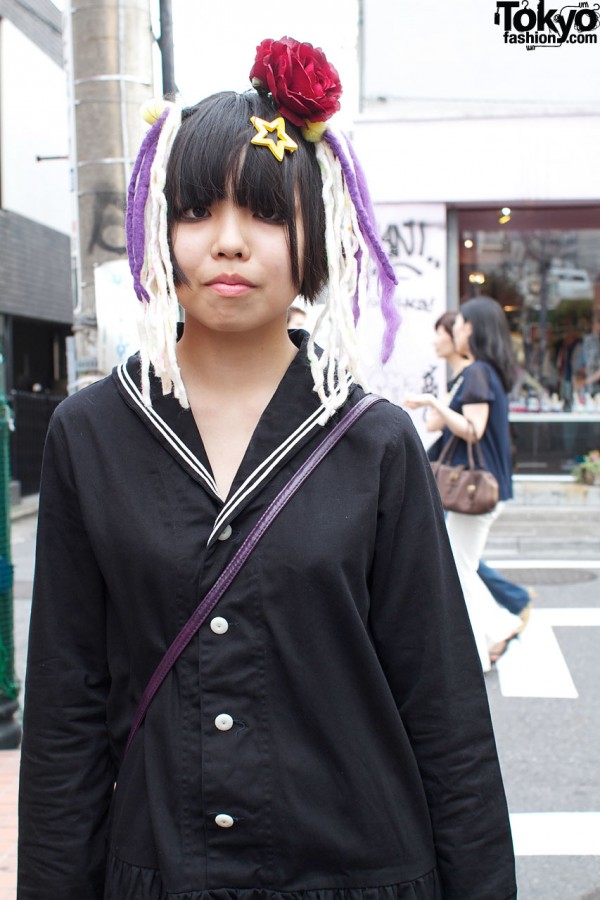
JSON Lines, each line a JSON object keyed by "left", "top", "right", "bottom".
{"left": 64, "top": 0, "right": 155, "bottom": 382}
{"left": 158, "top": 0, "right": 176, "bottom": 97}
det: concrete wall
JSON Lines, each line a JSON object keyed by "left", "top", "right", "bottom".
{"left": 362, "top": 0, "right": 600, "bottom": 106}
{"left": 356, "top": 0, "right": 600, "bottom": 205}
{"left": 1, "top": 17, "right": 71, "bottom": 235}
{"left": 0, "top": 0, "right": 62, "bottom": 65}
{"left": 353, "top": 114, "right": 600, "bottom": 205}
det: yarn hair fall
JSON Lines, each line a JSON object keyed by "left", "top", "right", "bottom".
{"left": 126, "top": 103, "right": 399, "bottom": 421}
{"left": 126, "top": 102, "right": 187, "bottom": 405}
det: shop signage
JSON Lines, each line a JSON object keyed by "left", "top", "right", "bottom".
{"left": 494, "top": 0, "right": 599, "bottom": 47}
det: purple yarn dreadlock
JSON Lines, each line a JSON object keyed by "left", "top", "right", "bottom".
{"left": 323, "top": 130, "right": 401, "bottom": 364}
{"left": 126, "top": 110, "right": 170, "bottom": 303}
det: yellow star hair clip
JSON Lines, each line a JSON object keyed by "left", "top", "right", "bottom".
{"left": 249, "top": 116, "right": 298, "bottom": 162}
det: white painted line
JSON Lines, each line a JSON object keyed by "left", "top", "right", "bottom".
{"left": 510, "top": 812, "right": 600, "bottom": 856}
{"left": 534, "top": 608, "right": 600, "bottom": 627}
{"left": 489, "top": 559, "right": 600, "bottom": 569}
{"left": 496, "top": 611, "right": 579, "bottom": 698}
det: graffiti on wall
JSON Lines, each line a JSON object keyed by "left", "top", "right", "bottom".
{"left": 381, "top": 220, "right": 441, "bottom": 277}
{"left": 88, "top": 190, "right": 127, "bottom": 256}
{"left": 361, "top": 206, "right": 447, "bottom": 446}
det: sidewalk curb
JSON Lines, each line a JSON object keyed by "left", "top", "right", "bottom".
{"left": 10, "top": 495, "right": 39, "bottom": 522}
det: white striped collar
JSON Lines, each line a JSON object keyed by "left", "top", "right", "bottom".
{"left": 116, "top": 363, "right": 219, "bottom": 497}
{"left": 114, "top": 339, "right": 357, "bottom": 546}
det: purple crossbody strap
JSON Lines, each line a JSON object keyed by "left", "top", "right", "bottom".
{"left": 125, "top": 393, "right": 384, "bottom": 754}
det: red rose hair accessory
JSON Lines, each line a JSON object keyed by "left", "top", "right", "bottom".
{"left": 250, "top": 36, "right": 342, "bottom": 141}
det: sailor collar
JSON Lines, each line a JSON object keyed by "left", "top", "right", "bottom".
{"left": 113, "top": 330, "right": 358, "bottom": 546}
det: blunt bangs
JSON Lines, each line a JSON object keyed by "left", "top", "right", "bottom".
{"left": 165, "top": 91, "right": 327, "bottom": 301}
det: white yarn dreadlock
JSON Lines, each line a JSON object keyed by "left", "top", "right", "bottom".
{"left": 127, "top": 100, "right": 189, "bottom": 407}
{"left": 126, "top": 39, "right": 399, "bottom": 417}
{"left": 308, "top": 134, "right": 370, "bottom": 423}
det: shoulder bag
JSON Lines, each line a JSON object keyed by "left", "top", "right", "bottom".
{"left": 125, "top": 393, "right": 384, "bottom": 755}
{"left": 430, "top": 420, "right": 499, "bottom": 515}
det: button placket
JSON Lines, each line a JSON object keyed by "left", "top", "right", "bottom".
{"left": 199, "top": 553, "right": 265, "bottom": 845}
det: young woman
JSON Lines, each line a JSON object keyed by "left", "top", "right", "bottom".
{"left": 421, "top": 311, "right": 533, "bottom": 623}
{"left": 405, "top": 298, "right": 525, "bottom": 670}
{"left": 17, "top": 39, "right": 516, "bottom": 900}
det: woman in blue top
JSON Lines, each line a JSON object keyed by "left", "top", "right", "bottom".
{"left": 406, "top": 298, "right": 523, "bottom": 671}
{"left": 422, "top": 311, "right": 533, "bottom": 622}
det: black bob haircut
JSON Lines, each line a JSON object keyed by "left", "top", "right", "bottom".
{"left": 164, "top": 90, "right": 328, "bottom": 303}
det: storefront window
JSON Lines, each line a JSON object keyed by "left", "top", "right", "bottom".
{"left": 456, "top": 206, "right": 600, "bottom": 475}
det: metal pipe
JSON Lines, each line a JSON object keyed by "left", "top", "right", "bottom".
{"left": 158, "top": 0, "right": 176, "bottom": 96}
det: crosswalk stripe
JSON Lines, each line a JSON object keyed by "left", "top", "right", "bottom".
{"left": 496, "top": 608, "right": 600, "bottom": 698}
{"left": 510, "top": 812, "right": 600, "bottom": 856}
{"left": 496, "top": 611, "right": 578, "bottom": 698}
{"left": 489, "top": 559, "right": 600, "bottom": 569}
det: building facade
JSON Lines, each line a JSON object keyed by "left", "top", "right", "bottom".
{"left": 0, "top": 0, "right": 72, "bottom": 493}
{"left": 353, "top": 0, "right": 600, "bottom": 479}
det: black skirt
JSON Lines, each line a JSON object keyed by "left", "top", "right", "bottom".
{"left": 105, "top": 856, "right": 443, "bottom": 900}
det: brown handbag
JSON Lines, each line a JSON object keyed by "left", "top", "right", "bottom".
{"left": 430, "top": 421, "right": 499, "bottom": 515}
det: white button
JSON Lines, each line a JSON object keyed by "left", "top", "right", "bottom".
{"left": 210, "top": 617, "right": 229, "bottom": 634}
{"left": 215, "top": 813, "right": 234, "bottom": 828}
{"left": 217, "top": 524, "right": 233, "bottom": 541}
{"left": 215, "top": 713, "right": 234, "bottom": 731}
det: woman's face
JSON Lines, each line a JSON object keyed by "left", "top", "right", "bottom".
{"left": 433, "top": 325, "right": 455, "bottom": 360}
{"left": 171, "top": 196, "right": 303, "bottom": 337}
{"left": 453, "top": 313, "right": 473, "bottom": 356}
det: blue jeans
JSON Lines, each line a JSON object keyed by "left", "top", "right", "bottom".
{"left": 477, "top": 560, "right": 530, "bottom": 615}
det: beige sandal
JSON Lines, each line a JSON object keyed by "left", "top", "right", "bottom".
{"left": 489, "top": 632, "right": 519, "bottom": 665}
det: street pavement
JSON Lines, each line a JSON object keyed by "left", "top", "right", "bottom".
{"left": 3, "top": 497, "right": 600, "bottom": 898}
{"left": 484, "top": 501, "right": 600, "bottom": 899}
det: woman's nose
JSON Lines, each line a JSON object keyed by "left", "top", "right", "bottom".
{"left": 212, "top": 207, "right": 250, "bottom": 259}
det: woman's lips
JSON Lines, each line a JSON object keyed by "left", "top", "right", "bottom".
{"left": 208, "top": 282, "right": 253, "bottom": 297}
{"left": 206, "top": 276, "right": 254, "bottom": 297}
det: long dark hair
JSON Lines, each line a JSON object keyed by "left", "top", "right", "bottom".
{"left": 164, "top": 90, "right": 327, "bottom": 302}
{"left": 459, "top": 297, "right": 516, "bottom": 392}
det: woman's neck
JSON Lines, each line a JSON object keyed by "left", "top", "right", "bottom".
{"left": 175, "top": 319, "right": 300, "bottom": 499}
{"left": 447, "top": 351, "right": 470, "bottom": 378}
{"left": 176, "top": 319, "right": 298, "bottom": 399}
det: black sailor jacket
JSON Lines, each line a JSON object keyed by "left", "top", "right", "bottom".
{"left": 18, "top": 332, "right": 517, "bottom": 900}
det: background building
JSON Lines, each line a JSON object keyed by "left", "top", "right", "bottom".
{"left": 353, "top": 0, "right": 600, "bottom": 477}
{"left": 5, "top": 0, "right": 599, "bottom": 490}
{"left": 0, "top": 0, "right": 72, "bottom": 495}
{"left": 1, "top": 0, "right": 155, "bottom": 497}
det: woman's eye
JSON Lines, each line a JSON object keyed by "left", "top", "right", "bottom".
{"left": 181, "top": 207, "right": 209, "bottom": 221}
{"left": 254, "top": 209, "right": 283, "bottom": 223}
